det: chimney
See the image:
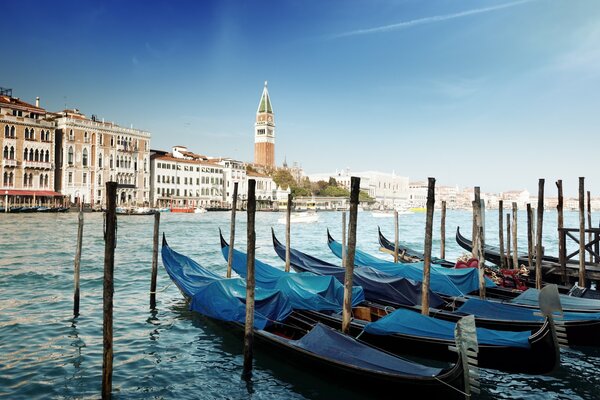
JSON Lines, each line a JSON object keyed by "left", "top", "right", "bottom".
{"left": 36, "top": 97, "right": 40, "bottom": 107}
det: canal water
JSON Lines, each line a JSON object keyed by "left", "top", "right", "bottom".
{"left": 1, "top": 209, "right": 599, "bottom": 399}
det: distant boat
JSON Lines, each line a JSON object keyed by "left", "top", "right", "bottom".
{"left": 278, "top": 211, "right": 319, "bottom": 224}
{"left": 371, "top": 210, "right": 394, "bottom": 218}
{"left": 409, "top": 207, "right": 426, "bottom": 213}
{"left": 194, "top": 207, "right": 207, "bottom": 214}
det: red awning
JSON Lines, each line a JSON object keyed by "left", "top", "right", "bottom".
{"left": 2, "top": 190, "right": 63, "bottom": 197}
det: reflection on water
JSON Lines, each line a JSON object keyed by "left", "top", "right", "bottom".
{"left": 0, "top": 210, "right": 599, "bottom": 399}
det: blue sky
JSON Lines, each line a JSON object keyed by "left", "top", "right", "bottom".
{"left": 2, "top": 0, "right": 599, "bottom": 196}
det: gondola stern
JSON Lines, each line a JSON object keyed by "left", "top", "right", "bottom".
{"left": 219, "top": 228, "right": 229, "bottom": 249}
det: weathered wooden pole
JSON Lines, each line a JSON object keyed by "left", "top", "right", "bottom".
{"left": 579, "top": 177, "right": 586, "bottom": 287}
{"left": 394, "top": 209, "right": 399, "bottom": 263}
{"left": 556, "top": 180, "right": 567, "bottom": 285}
{"left": 421, "top": 177, "right": 435, "bottom": 316}
{"left": 73, "top": 210, "right": 84, "bottom": 316}
{"left": 535, "top": 179, "right": 545, "bottom": 290}
{"left": 512, "top": 202, "right": 519, "bottom": 269}
{"left": 527, "top": 204, "right": 534, "bottom": 270}
{"left": 472, "top": 187, "right": 481, "bottom": 259}
{"left": 285, "top": 193, "right": 292, "bottom": 272}
{"left": 440, "top": 200, "right": 446, "bottom": 260}
{"left": 473, "top": 187, "right": 485, "bottom": 299}
{"left": 226, "top": 182, "right": 238, "bottom": 278}
{"left": 342, "top": 176, "right": 360, "bottom": 334}
{"left": 150, "top": 211, "right": 160, "bottom": 309}
{"left": 341, "top": 210, "right": 347, "bottom": 270}
{"left": 587, "top": 190, "right": 592, "bottom": 263}
{"left": 242, "top": 179, "right": 256, "bottom": 379}
{"left": 498, "top": 200, "right": 505, "bottom": 268}
{"left": 102, "top": 182, "right": 118, "bottom": 400}
{"left": 506, "top": 213, "right": 511, "bottom": 268}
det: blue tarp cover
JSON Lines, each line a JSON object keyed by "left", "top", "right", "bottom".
{"left": 222, "top": 245, "right": 365, "bottom": 311}
{"left": 162, "top": 239, "right": 293, "bottom": 329}
{"left": 328, "top": 238, "right": 496, "bottom": 297}
{"left": 364, "top": 309, "right": 531, "bottom": 348}
{"left": 272, "top": 235, "right": 445, "bottom": 308}
{"left": 510, "top": 288, "right": 600, "bottom": 311}
{"left": 458, "top": 298, "right": 600, "bottom": 322}
{"left": 283, "top": 323, "right": 443, "bottom": 376}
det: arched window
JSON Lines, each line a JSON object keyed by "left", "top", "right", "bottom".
{"left": 68, "top": 146, "right": 74, "bottom": 165}
{"left": 9, "top": 147, "right": 14, "bottom": 159}
{"left": 82, "top": 148, "right": 88, "bottom": 167}
{"left": 69, "top": 130, "right": 74, "bottom": 141}
{"left": 10, "top": 126, "right": 15, "bottom": 137}
{"left": 4, "top": 125, "right": 8, "bottom": 137}
{"left": 34, "top": 149, "right": 39, "bottom": 162}
{"left": 29, "top": 148, "right": 33, "bottom": 161}
{"left": 110, "top": 155, "right": 113, "bottom": 169}
{"left": 3, "top": 146, "right": 8, "bottom": 159}
{"left": 39, "top": 174, "right": 44, "bottom": 187}
{"left": 9, "top": 172, "right": 13, "bottom": 185}
{"left": 24, "top": 128, "right": 29, "bottom": 140}
{"left": 98, "top": 153, "right": 103, "bottom": 168}
{"left": 31, "top": 129, "right": 35, "bottom": 140}
{"left": 116, "top": 157, "right": 120, "bottom": 168}
{"left": 3, "top": 172, "right": 7, "bottom": 186}
{"left": 23, "top": 174, "right": 28, "bottom": 186}
{"left": 46, "top": 131, "right": 50, "bottom": 141}
{"left": 98, "top": 173, "right": 102, "bottom": 185}
{"left": 45, "top": 150, "right": 49, "bottom": 163}
{"left": 23, "top": 148, "right": 28, "bottom": 160}
{"left": 44, "top": 174, "right": 49, "bottom": 187}
{"left": 29, "top": 173, "right": 33, "bottom": 187}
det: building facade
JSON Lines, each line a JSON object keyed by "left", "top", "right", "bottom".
{"left": 1, "top": 90, "right": 60, "bottom": 208}
{"left": 54, "top": 109, "right": 151, "bottom": 207}
{"left": 254, "top": 82, "right": 275, "bottom": 168}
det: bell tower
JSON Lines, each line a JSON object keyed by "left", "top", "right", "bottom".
{"left": 254, "top": 81, "right": 275, "bottom": 168}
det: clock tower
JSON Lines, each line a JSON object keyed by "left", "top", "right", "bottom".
{"left": 254, "top": 81, "right": 275, "bottom": 168}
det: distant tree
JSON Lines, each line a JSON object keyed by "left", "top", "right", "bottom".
{"left": 320, "top": 185, "right": 350, "bottom": 197}
{"left": 328, "top": 177, "right": 337, "bottom": 187}
{"left": 359, "top": 190, "right": 375, "bottom": 203}
{"left": 272, "top": 169, "right": 295, "bottom": 190}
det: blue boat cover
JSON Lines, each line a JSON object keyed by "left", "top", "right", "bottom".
{"left": 162, "top": 239, "right": 293, "bottom": 329}
{"left": 221, "top": 245, "right": 365, "bottom": 311}
{"left": 271, "top": 235, "right": 445, "bottom": 308}
{"left": 364, "top": 309, "right": 531, "bottom": 348}
{"left": 509, "top": 288, "right": 600, "bottom": 311}
{"left": 458, "top": 298, "right": 600, "bottom": 322}
{"left": 286, "top": 323, "right": 443, "bottom": 376}
{"left": 328, "top": 237, "right": 496, "bottom": 297}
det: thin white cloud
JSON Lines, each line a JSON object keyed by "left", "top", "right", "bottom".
{"left": 332, "top": 0, "right": 535, "bottom": 39}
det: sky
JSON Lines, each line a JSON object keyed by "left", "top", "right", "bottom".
{"left": 2, "top": 0, "right": 600, "bottom": 196}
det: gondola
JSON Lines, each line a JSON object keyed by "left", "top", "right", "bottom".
{"left": 161, "top": 234, "right": 469, "bottom": 398}
{"left": 271, "top": 230, "right": 600, "bottom": 347}
{"left": 219, "top": 230, "right": 560, "bottom": 374}
{"left": 377, "top": 226, "right": 455, "bottom": 268}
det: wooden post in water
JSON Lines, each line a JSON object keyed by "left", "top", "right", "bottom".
{"left": 421, "top": 177, "right": 435, "bottom": 316}
{"left": 394, "top": 210, "right": 399, "bottom": 263}
{"left": 535, "top": 179, "right": 545, "bottom": 290}
{"left": 226, "top": 182, "right": 238, "bottom": 278}
{"left": 588, "top": 191, "right": 592, "bottom": 263}
{"left": 243, "top": 179, "right": 256, "bottom": 379}
{"left": 73, "top": 210, "right": 84, "bottom": 316}
{"left": 526, "top": 204, "right": 534, "bottom": 270}
{"left": 285, "top": 193, "right": 292, "bottom": 272}
{"left": 341, "top": 211, "right": 347, "bottom": 270}
{"left": 512, "top": 202, "right": 519, "bottom": 269}
{"left": 473, "top": 187, "right": 485, "bottom": 299}
{"left": 102, "top": 182, "right": 118, "bottom": 400}
{"left": 150, "top": 211, "right": 160, "bottom": 309}
{"left": 342, "top": 177, "right": 360, "bottom": 334}
{"left": 498, "top": 200, "right": 505, "bottom": 268}
{"left": 472, "top": 187, "right": 481, "bottom": 259}
{"left": 556, "top": 180, "right": 567, "bottom": 285}
{"left": 579, "top": 177, "right": 586, "bottom": 287}
{"left": 440, "top": 200, "right": 446, "bottom": 260}
{"left": 506, "top": 213, "right": 511, "bottom": 268}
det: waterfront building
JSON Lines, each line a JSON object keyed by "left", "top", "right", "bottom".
{"left": 0, "top": 89, "right": 60, "bottom": 208}
{"left": 53, "top": 109, "right": 151, "bottom": 207}
{"left": 247, "top": 169, "right": 279, "bottom": 209}
{"left": 254, "top": 82, "right": 275, "bottom": 168}
{"left": 150, "top": 146, "right": 224, "bottom": 209}
{"left": 357, "top": 171, "right": 408, "bottom": 206}
{"left": 501, "top": 189, "right": 530, "bottom": 209}
{"left": 218, "top": 157, "right": 247, "bottom": 206}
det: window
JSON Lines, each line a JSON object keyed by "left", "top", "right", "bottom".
{"left": 69, "top": 130, "right": 74, "bottom": 141}
{"left": 68, "top": 147, "right": 74, "bottom": 165}
{"left": 99, "top": 134, "right": 103, "bottom": 145}
{"left": 24, "top": 128, "right": 29, "bottom": 140}
{"left": 68, "top": 172, "right": 73, "bottom": 184}
{"left": 82, "top": 149, "right": 88, "bottom": 167}
{"left": 98, "top": 173, "right": 102, "bottom": 185}
{"left": 110, "top": 155, "right": 113, "bottom": 169}
{"left": 23, "top": 148, "right": 28, "bottom": 160}
{"left": 31, "top": 129, "right": 35, "bottom": 140}
{"left": 3, "top": 125, "right": 8, "bottom": 138}
{"left": 34, "top": 149, "right": 39, "bottom": 162}
{"left": 29, "top": 148, "right": 33, "bottom": 161}
{"left": 83, "top": 173, "right": 87, "bottom": 184}
{"left": 3, "top": 146, "right": 8, "bottom": 159}
{"left": 45, "top": 150, "right": 49, "bottom": 163}
{"left": 10, "top": 126, "right": 15, "bottom": 137}
{"left": 110, "top": 137, "right": 114, "bottom": 147}
{"left": 99, "top": 153, "right": 103, "bottom": 168}
{"left": 9, "top": 146, "right": 14, "bottom": 159}
{"left": 39, "top": 174, "right": 44, "bottom": 187}
{"left": 44, "top": 174, "right": 48, "bottom": 187}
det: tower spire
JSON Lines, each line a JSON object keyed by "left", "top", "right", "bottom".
{"left": 254, "top": 81, "right": 275, "bottom": 168}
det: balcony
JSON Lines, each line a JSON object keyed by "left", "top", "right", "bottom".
{"left": 2, "top": 159, "right": 18, "bottom": 167}
{"left": 23, "top": 161, "right": 52, "bottom": 169}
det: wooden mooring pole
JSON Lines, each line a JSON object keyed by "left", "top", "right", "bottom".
{"left": 341, "top": 211, "right": 347, "bottom": 270}
{"left": 226, "top": 182, "right": 238, "bottom": 278}
{"left": 440, "top": 200, "right": 446, "bottom": 260}
{"left": 536, "top": 179, "right": 545, "bottom": 290}
{"left": 498, "top": 200, "right": 505, "bottom": 268}
{"left": 150, "top": 211, "right": 160, "bottom": 309}
{"left": 506, "top": 213, "right": 511, "bottom": 268}
{"left": 527, "top": 204, "right": 534, "bottom": 270}
{"left": 556, "top": 180, "right": 567, "bottom": 285}
{"left": 512, "top": 202, "right": 518, "bottom": 269}
{"left": 285, "top": 193, "right": 292, "bottom": 272}
{"left": 588, "top": 190, "right": 593, "bottom": 264}
{"left": 73, "top": 210, "right": 84, "bottom": 316}
{"left": 102, "top": 182, "right": 118, "bottom": 399}
{"left": 579, "top": 177, "right": 586, "bottom": 287}
{"left": 473, "top": 187, "right": 485, "bottom": 299}
{"left": 242, "top": 179, "right": 256, "bottom": 379}
{"left": 394, "top": 209, "right": 399, "bottom": 263}
{"left": 342, "top": 176, "right": 360, "bottom": 334}
{"left": 421, "top": 177, "right": 435, "bottom": 316}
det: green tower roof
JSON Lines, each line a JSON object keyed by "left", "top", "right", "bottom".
{"left": 257, "top": 81, "right": 273, "bottom": 114}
